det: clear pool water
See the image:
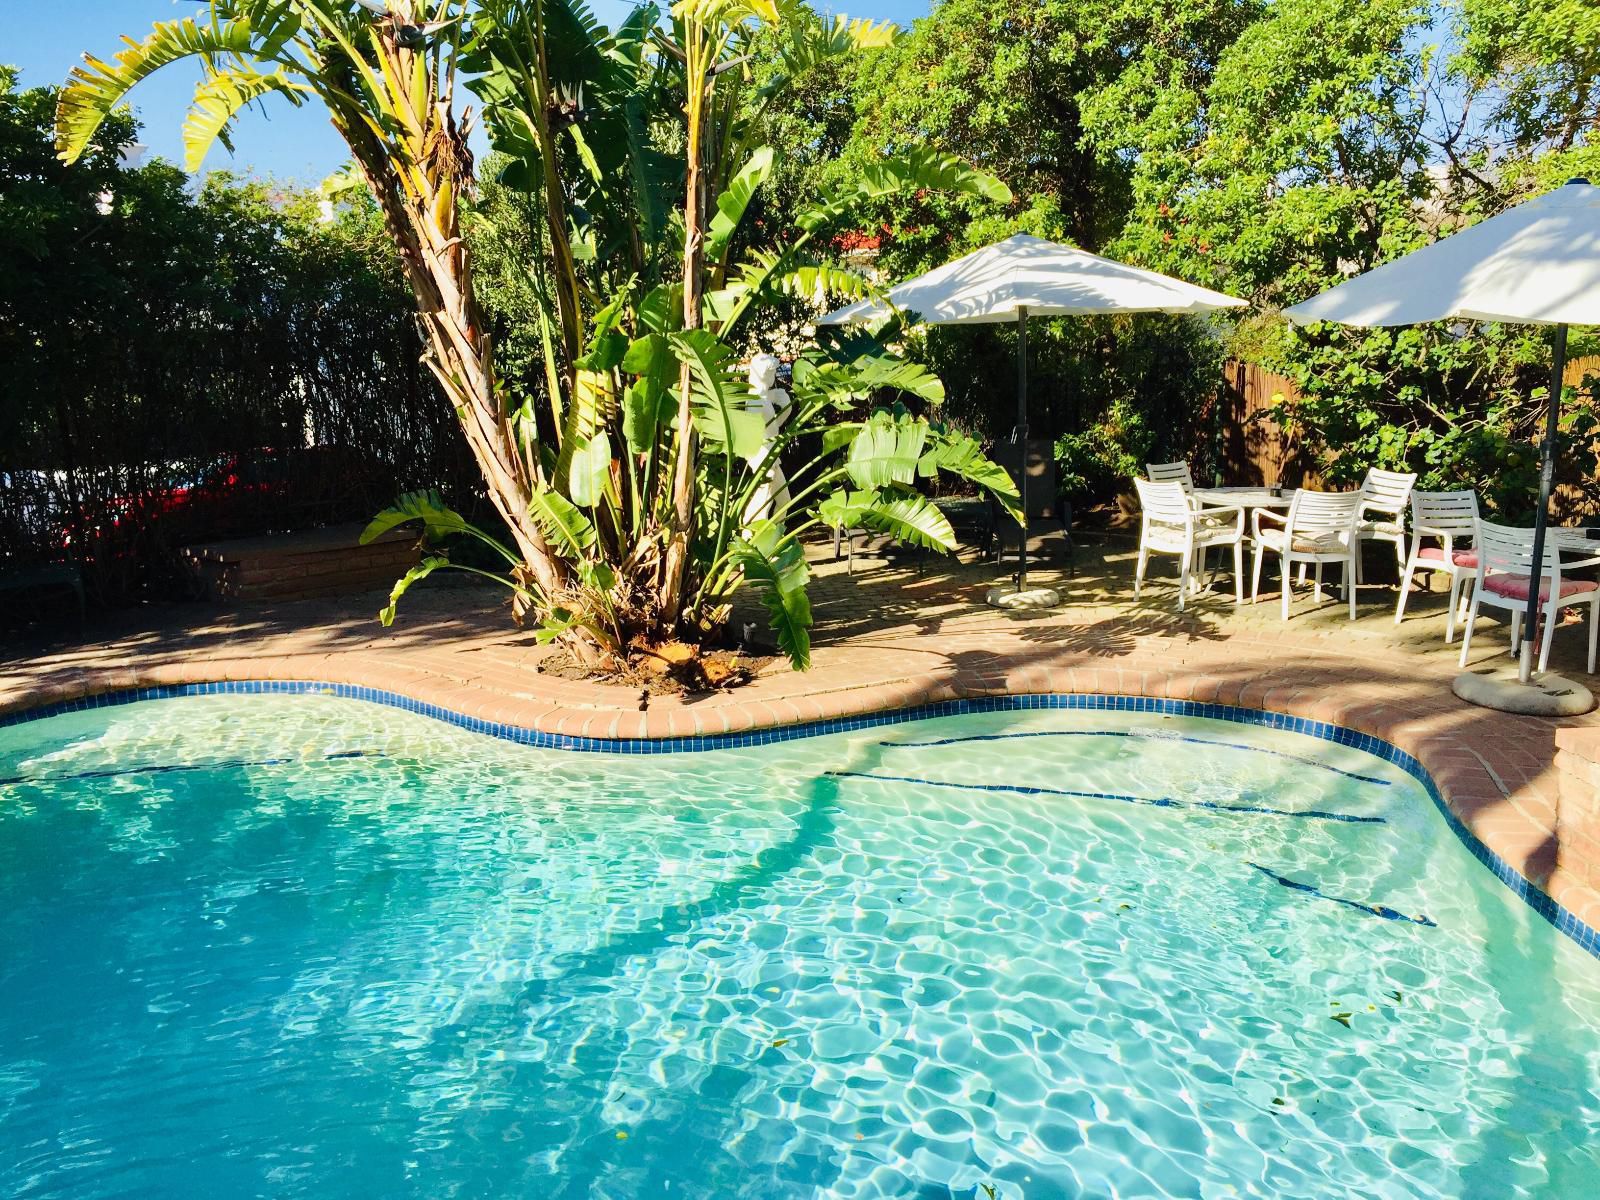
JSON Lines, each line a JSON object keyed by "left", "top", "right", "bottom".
{"left": 2, "top": 696, "right": 1598, "bottom": 1199}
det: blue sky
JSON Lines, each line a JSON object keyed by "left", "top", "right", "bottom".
{"left": 12, "top": 1, "right": 928, "bottom": 184}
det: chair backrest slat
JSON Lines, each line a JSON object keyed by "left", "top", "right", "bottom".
{"left": 1135, "top": 478, "right": 1193, "bottom": 527}
{"left": 1410, "top": 490, "right": 1478, "bottom": 537}
{"left": 1287, "top": 489, "right": 1361, "bottom": 534}
{"left": 1360, "top": 468, "right": 1417, "bottom": 513}
{"left": 1476, "top": 520, "right": 1558, "bottom": 577}
{"left": 1146, "top": 461, "right": 1195, "bottom": 493}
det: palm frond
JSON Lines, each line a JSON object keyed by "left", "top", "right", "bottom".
{"left": 57, "top": 16, "right": 261, "bottom": 163}
{"left": 183, "top": 68, "right": 309, "bottom": 171}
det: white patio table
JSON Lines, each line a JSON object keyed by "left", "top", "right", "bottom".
{"left": 1191, "top": 486, "right": 1298, "bottom": 515}
{"left": 1548, "top": 527, "right": 1600, "bottom": 570}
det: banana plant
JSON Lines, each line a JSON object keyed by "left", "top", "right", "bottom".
{"left": 61, "top": 0, "right": 1023, "bottom": 672}
{"left": 55, "top": 0, "right": 574, "bottom": 627}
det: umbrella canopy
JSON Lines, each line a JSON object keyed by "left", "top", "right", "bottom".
{"left": 818, "top": 234, "right": 1246, "bottom": 594}
{"left": 819, "top": 233, "right": 1247, "bottom": 326}
{"left": 1283, "top": 178, "right": 1600, "bottom": 685}
{"left": 1284, "top": 180, "right": 1600, "bottom": 328}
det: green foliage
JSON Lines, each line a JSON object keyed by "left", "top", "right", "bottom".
{"left": 817, "top": 0, "right": 1600, "bottom": 514}
{"left": 1054, "top": 398, "right": 1154, "bottom": 502}
{"left": 728, "top": 519, "right": 813, "bottom": 668}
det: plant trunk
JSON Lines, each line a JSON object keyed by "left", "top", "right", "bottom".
{"left": 335, "top": 29, "right": 570, "bottom": 611}
{"left": 659, "top": 31, "right": 709, "bottom": 626}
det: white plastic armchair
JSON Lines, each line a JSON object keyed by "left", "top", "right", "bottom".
{"left": 1458, "top": 520, "right": 1600, "bottom": 674}
{"left": 1395, "top": 490, "right": 1479, "bottom": 641}
{"left": 1134, "top": 478, "right": 1244, "bottom": 610}
{"left": 1355, "top": 468, "right": 1417, "bottom": 580}
{"left": 1146, "top": 459, "right": 1233, "bottom": 532}
{"left": 1250, "top": 489, "right": 1362, "bottom": 620}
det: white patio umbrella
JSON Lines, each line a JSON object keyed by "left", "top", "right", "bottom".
{"left": 1285, "top": 178, "right": 1600, "bottom": 682}
{"left": 820, "top": 234, "right": 1247, "bottom": 590}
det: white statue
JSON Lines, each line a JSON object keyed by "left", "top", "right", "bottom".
{"left": 743, "top": 354, "right": 792, "bottom": 524}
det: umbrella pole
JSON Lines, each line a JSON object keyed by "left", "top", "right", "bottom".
{"left": 1016, "top": 306, "right": 1029, "bottom": 591}
{"left": 1521, "top": 322, "right": 1569, "bottom": 683}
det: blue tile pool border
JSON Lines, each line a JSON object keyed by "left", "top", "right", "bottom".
{"left": 3, "top": 680, "right": 1596, "bottom": 961}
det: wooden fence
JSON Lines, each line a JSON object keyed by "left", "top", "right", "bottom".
{"left": 1208, "top": 355, "right": 1600, "bottom": 488}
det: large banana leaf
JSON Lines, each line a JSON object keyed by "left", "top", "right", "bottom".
{"left": 669, "top": 329, "right": 766, "bottom": 462}
{"left": 378, "top": 555, "right": 449, "bottom": 627}
{"left": 56, "top": 15, "right": 265, "bottom": 162}
{"left": 856, "top": 492, "right": 957, "bottom": 550}
{"left": 706, "top": 145, "right": 775, "bottom": 264}
{"left": 670, "top": 0, "right": 781, "bottom": 23}
{"left": 183, "top": 68, "right": 308, "bottom": 171}
{"left": 706, "top": 255, "right": 880, "bottom": 325}
{"left": 820, "top": 488, "right": 957, "bottom": 550}
{"left": 729, "top": 519, "right": 812, "bottom": 669}
{"left": 566, "top": 432, "right": 614, "bottom": 507}
{"left": 361, "top": 490, "right": 475, "bottom": 545}
{"left": 555, "top": 296, "right": 628, "bottom": 491}
{"left": 919, "top": 430, "right": 1022, "bottom": 521}
{"left": 817, "top": 487, "right": 873, "bottom": 531}
{"left": 779, "top": 14, "right": 899, "bottom": 71}
{"left": 621, "top": 333, "right": 676, "bottom": 454}
{"left": 528, "top": 490, "right": 599, "bottom": 558}
{"left": 844, "top": 414, "right": 928, "bottom": 489}
{"left": 791, "top": 351, "right": 946, "bottom": 408}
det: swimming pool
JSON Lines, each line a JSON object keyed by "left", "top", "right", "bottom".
{"left": 1, "top": 694, "right": 1597, "bottom": 1198}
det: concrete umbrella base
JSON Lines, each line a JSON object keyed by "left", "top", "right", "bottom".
{"left": 1452, "top": 665, "right": 1595, "bottom": 717}
{"left": 985, "top": 585, "right": 1063, "bottom": 612}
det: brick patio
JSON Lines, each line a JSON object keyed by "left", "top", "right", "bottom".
{"left": 4, "top": 529, "right": 1599, "bottom": 943}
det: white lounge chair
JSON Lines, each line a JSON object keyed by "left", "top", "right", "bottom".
{"left": 1134, "top": 478, "right": 1244, "bottom": 610}
{"left": 1395, "top": 490, "right": 1479, "bottom": 641}
{"left": 1458, "top": 519, "right": 1600, "bottom": 674}
{"left": 1251, "top": 489, "right": 1363, "bottom": 621}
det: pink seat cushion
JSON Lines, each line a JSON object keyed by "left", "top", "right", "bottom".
{"left": 1483, "top": 573, "right": 1597, "bottom": 603}
{"left": 1415, "top": 546, "right": 1478, "bottom": 568}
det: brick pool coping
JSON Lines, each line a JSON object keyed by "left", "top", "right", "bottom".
{"left": 5, "top": 608, "right": 1600, "bottom": 956}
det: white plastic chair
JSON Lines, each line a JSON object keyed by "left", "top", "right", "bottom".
{"left": 1134, "top": 478, "right": 1244, "bottom": 610}
{"left": 1355, "top": 468, "right": 1416, "bottom": 581}
{"left": 1146, "top": 459, "right": 1232, "bottom": 535}
{"left": 1251, "top": 489, "right": 1362, "bottom": 620}
{"left": 1146, "top": 461, "right": 1196, "bottom": 492}
{"left": 1395, "top": 490, "right": 1479, "bottom": 641}
{"left": 1458, "top": 520, "right": 1600, "bottom": 674}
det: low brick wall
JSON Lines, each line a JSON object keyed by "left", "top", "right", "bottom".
{"left": 181, "top": 523, "right": 419, "bottom": 603}
{"left": 1555, "top": 727, "right": 1600, "bottom": 894}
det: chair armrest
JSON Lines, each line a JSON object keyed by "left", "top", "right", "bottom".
{"left": 1252, "top": 508, "right": 1285, "bottom": 539}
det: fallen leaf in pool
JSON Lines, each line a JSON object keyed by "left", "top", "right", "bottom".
{"left": 1330, "top": 1012, "right": 1352, "bottom": 1028}
{"left": 772, "top": 1038, "right": 789, "bottom": 1048}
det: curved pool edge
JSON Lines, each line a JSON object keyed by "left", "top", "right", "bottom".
{"left": 3, "top": 676, "right": 1597, "bottom": 963}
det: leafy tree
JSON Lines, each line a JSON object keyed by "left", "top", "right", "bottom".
{"left": 826, "top": 0, "right": 1598, "bottom": 515}
{"left": 818, "top": 0, "right": 1248, "bottom": 486}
